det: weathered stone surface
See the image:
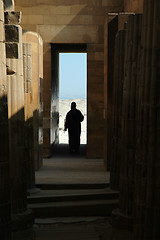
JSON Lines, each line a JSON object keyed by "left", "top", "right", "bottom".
{"left": 4, "top": 0, "right": 15, "bottom": 11}
{"left": 102, "top": 0, "right": 123, "bottom": 7}
{"left": 124, "top": 0, "right": 143, "bottom": 13}
{"left": 0, "top": 20, "right": 5, "bottom": 42}
{"left": 0, "top": 41, "right": 6, "bottom": 60}
{"left": 6, "top": 43, "right": 18, "bottom": 58}
{"left": 37, "top": 25, "right": 99, "bottom": 44}
{"left": 23, "top": 30, "right": 43, "bottom": 170}
{"left": 0, "top": 0, "right": 4, "bottom": 21}
{"left": 134, "top": 0, "right": 160, "bottom": 239}
{"left": 5, "top": 11, "right": 21, "bottom": 24}
{"left": 5, "top": 24, "right": 19, "bottom": 42}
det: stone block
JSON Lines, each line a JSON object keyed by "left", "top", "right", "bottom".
{"left": 102, "top": 0, "right": 122, "bottom": 7}
{"left": 37, "top": 24, "right": 99, "bottom": 43}
{"left": 4, "top": 0, "right": 15, "bottom": 11}
{"left": 50, "top": 6, "right": 71, "bottom": 15}
{"left": 124, "top": 0, "right": 143, "bottom": 13}
{"left": 0, "top": 42, "right": 6, "bottom": 62}
{"left": 87, "top": 6, "right": 107, "bottom": 16}
{"left": 70, "top": 5, "right": 88, "bottom": 15}
{"left": 6, "top": 42, "right": 19, "bottom": 58}
{"left": 36, "top": 0, "right": 56, "bottom": 4}
{"left": 83, "top": 0, "right": 102, "bottom": 6}
{"left": 21, "top": 24, "right": 37, "bottom": 32}
{"left": 87, "top": 43, "right": 104, "bottom": 52}
{"left": 27, "top": 15, "right": 44, "bottom": 25}
{"left": 56, "top": 0, "right": 78, "bottom": 6}
{"left": 44, "top": 14, "right": 93, "bottom": 25}
{"left": 0, "top": 21, "right": 5, "bottom": 42}
{"left": 5, "top": 25, "right": 20, "bottom": 42}
{"left": 0, "top": 0, "right": 4, "bottom": 22}
{"left": 4, "top": 11, "right": 21, "bottom": 25}
{"left": 95, "top": 52, "right": 104, "bottom": 60}
{"left": 28, "top": 5, "right": 50, "bottom": 15}
{"left": 92, "top": 16, "right": 105, "bottom": 25}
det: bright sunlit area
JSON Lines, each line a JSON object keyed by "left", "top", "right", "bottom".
{"left": 59, "top": 53, "right": 87, "bottom": 144}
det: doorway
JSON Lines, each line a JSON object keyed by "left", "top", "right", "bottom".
{"left": 50, "top": 44, "right": 87, "bottom": 155}
{"left": 59, "top": 53, "right": 87, "bottom": 145}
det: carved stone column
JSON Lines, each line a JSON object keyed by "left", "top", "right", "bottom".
{"left": 118, "top": 14, "right": 142, "bottom": 229}
{"left": 0, "top": 1, "right": 11, "bottom": 239}
{"left": 105, "top": 13, "right": 131, "bottom": 185}
{"left": 110, "top": 29, "right": 125, "bottom": 190}
{"left": 23, "top": 42, "right": 38, "bottom": 194}
{"left": 134, "top": 0, "right": 160, "bottom": 239}
{"left": 111, "top": 14, "right": 142, "bottom": 231}
{"left": 22, "top": 31, "right": 43, "bottom": 171}
{"left": 5, "top": 10, "right": 34, "bottom": 240}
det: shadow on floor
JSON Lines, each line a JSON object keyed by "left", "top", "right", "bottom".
{"left": 52, "top": 143, "right": 87, "bottom": 158}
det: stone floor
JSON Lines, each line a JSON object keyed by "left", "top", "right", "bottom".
{"left": 35, "top": 144, "right": 110, "bottom": 185}
{"left": 34, "top": 217, "right": 132, "bottom": 240}
{"left": 34, "top": 144, "right": 131, "bottom": 240}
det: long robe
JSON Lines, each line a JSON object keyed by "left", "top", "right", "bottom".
{"left": 65, "top": 108, "right": 84, "bottom": 152}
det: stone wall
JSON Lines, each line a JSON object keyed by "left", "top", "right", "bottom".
{"left": 123, "top": 0, "right": 143, "bottom": 13}
{"left": 14, "top": 0, "right": 123, "bottom": 158}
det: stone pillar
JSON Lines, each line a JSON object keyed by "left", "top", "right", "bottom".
{"left": 110, "top": 29, "right": 126, "bottom": 190}
{"left": 134, "top": 0, "right": 160, "bottom": 239}
{"left": 22, "top": 31, "right": 43, "bottom": 170}
{"left": 112, "top": 14, "right": 142, "bottom": 230}
{"left": 23, "top": 43, "right": 36, "bottom": 194}
{"left": 0, "top": 1, "right": 11, "bottom": 239}
{"left": 5, "top": 11, "right": 34, "bottom": 240}
{"left": 104, "top": 13, "right": 131, "bottom": 186}
{"left": 105, "top": 14, "right": 118, "bottom": 171}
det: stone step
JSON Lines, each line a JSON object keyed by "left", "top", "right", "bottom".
{"left": 28, "top": 199, "right": 119, "bottom": 218}
{"left": 28, "top": 188, "right": 119, "bottom": 204}
{"left": 34, "top": 216, "right": 109, "bottom": 225}
{"left": 36, "top": 183, "right": 109, "bottom": 190}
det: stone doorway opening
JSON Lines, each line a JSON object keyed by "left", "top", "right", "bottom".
{"left": 59, "top": 53, "right": 87, "bottom": 145}
{"left": 50, "top": 44, "right": 87, "bottom": 156}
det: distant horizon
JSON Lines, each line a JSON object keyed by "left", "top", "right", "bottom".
{"left": 59, "top": 96, "right": 87, "bottom": 100}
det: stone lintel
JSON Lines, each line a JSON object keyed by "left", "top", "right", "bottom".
{"left": 6, "top": 43, "right": 18, "bottom": 58}
{"left": 5, "top": 25, "right": 19, "bottom": 42}
{"left": 5, "top": 11, "right": 21, "bottom": 25}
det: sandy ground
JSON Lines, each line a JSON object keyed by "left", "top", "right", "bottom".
{"left": 59, "top": 99, "right": 87, "bottom": 144}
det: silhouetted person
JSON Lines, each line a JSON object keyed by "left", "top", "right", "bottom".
{"left": 65, "top": 102, "right": 84, "bottom": 153}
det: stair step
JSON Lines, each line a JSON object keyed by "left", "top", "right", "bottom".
{"left": 28, "top": 189, "right": 119, "bottom": 204}
{"left": 36, "top": 183, "right": 109, "bottom": 190}
{"left": 35, "top": 216, "right": 109, "bottom": 225}
{"left": 28, "top": 199, "right": 119, "bottom": 218}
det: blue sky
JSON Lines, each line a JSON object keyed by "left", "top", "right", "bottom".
{"left": 59, "top": 53, "right": 87, "bottom": 99}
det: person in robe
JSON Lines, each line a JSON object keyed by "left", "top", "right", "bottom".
{"left": 64, "top": 102, "right": 84, "bottom": 153}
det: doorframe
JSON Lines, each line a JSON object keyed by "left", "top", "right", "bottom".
{"left": 50, "top": 43, "right": 87, "bottom": 155}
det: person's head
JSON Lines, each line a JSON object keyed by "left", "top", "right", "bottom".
{"left": 71, "top": 102, "right": 76, "bottom": 110}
